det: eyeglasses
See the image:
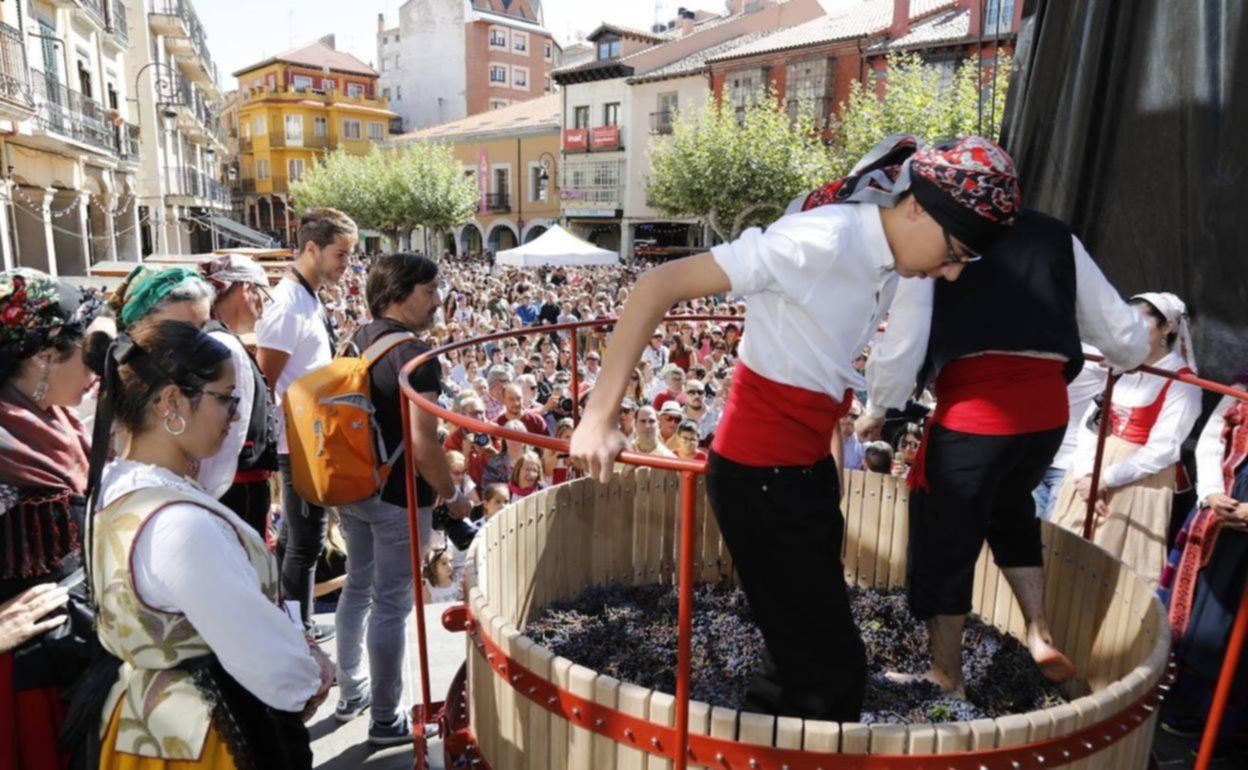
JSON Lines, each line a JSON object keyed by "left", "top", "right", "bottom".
{"left": 200, "top": 389, "right": 241, "bottom": 420}
{"left": 942, "top": 230, "right": 982, "bottom": 265}
{"left": 901, "top": 439, "right": 922, "bottom": 450}
{"left": 685, "top": 389, "right": 703, "bottom": 396}
{"left": 660, "top": 414, "right": 681, "bottom": 422}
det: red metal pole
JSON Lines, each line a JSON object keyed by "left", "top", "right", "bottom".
{"left": 570, "top": 326, "right": 580, "bottom": 426}
{"left": 1193, "top": 579, "right": 1248, "bottom": 770}
{"left": 1083, "top": 374, "right": 1118, "bottom": 541}
{"left": 674, "top": 470, "right": 698, "bottom": 770}
{"left": 401, "top": 395, "right": 434, "bottom": 712}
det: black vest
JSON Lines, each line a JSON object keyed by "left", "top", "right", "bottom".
{"left": 204, "top": 321, "right": 278, "bottom": 476}
{"left": 917, "top": 209, "right": 1085, "bottom": 391}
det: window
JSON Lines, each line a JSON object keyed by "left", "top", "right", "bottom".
{"left": 285, "top": 114, "right": 303, "bottom": 142}
{"left": 313, "top": 116, "right": 328, "bottom": 138}
{"left": 729, "top": 69, "right": 764, "bottom": 123}
{"left": 343, "top": 119, "right": 361, "bottom": 139}
{"left": 257, "top": 159, "right": 270, "bottom": 179}
{"left": 784, "top": 58, "right": 831, "bottom": 121}
{"left": 382, "top": 58, "right": 390, "bottom": 72}
{"left": 544, "top": 42, "right": 552, "bottom": 60}
{"left": 545, "top": 77, "right": 552, "bottom": 93}
{"left": 252, "top": 115, "right": 267, "bottom": 136}
{"left": 529, "top": 163, "right": 544, "bottom": 202}
{"left": 513, "top": 32, "right": 528, "bottom": 52}
{"left": 383, "top": 87, "right": 391, "bottom": 100}
{"left": 293, "top": 74, "right": 315, "bottom": 90}
{"left": 347, "top": 82, "right": 365, "bottom": 98}
{"left": 288, "top": 158, "right": 305, "bottom": 182}
{"left": 490, "top": 65, "right": 507, "bottom": 84}
{"left": 396, "top": 86, "right": 402, "bottom": 101}
{"left": 494, "top": 167, "right": 509, "bottom": 197}
{"left": 77, "top": 59, "right": 93, "bottom": 99}
{"left": 368, "top": 122, "right": 384, "bottom": 141}
{"left": 655, "top": 92, "right": 678, "bottom": 132}
{"left": 106, "top": 83, "right": 118, "bottom": 111}
{"left": 513, "top": 66, "right": 528, "bottom": 90}
{"left": 489, "top": 28, "right": 508, "bottom": 49}
{"left": 490, "top": 99, "right": 509, "bottom": 110}
{"left": 925, "top": 56, "right": 960, "bottom": 94}
{"left": 573, "top": 105, "right": 590, "bottom": 128}
{"left": 383, "top": 36, "right": 388, "bottom": 44}
{"left": 597, "top": 36, "right": 621, "bottom": 60}
{"left": 984, "top": 0, "right": 1016, "bottom": 34}
{"left": 603, "top": 102, "right": 620, "bottom": 127}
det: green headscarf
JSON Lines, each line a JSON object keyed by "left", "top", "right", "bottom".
{"left": 113, "top": 266, "right": 207, "bottom": 329}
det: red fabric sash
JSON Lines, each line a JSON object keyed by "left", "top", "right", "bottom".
{"left": 0, "top": 652, "right": 67, "bottom": 770}
{"left": 910, "top": 354, "right": 1068, "bottom": 492}
{"left": 711, "top": 363, "right": 851, "bottom": 467}
{"left": 1107, "top": 369, "right": 1193, "bottom": 445}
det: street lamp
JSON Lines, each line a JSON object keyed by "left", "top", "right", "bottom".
{"left": 131, "top": 61, "right": 184, "bottom": 257}
{"left": 537, "top": 151, "right": 557, "bottom": 202}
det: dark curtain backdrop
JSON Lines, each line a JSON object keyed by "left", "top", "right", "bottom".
{"left": 1001, "top": 0, "right": 1246, "bottom": 384}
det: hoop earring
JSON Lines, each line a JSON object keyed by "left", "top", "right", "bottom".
{"left": 32, "top": 379, "right": 49, "bottom": 403}
{"left": 164, "top": 413, "right": 187, "bottom": 437}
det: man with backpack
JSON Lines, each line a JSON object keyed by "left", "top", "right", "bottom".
{"left": 257, "top": 207, "right": 356, "bottom": 643}
{"left": 331, "top": 252, "right": 470, "bottom": 745}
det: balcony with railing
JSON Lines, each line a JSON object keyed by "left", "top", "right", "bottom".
{"left": 171, "top": 165, "right": 230, "bottom": 206}
{"left": 30, "top": 70, "right": 116, "bottom": 155}
{"left": 106, "top": 0, "right": 129, "bottom": 46}
{"left": 116, "top": 122, "right": 140, "bottom": 162}
{"left": 649, "top": 111, "right": 674, "bottom": 135}
{"left": 485, "top": 192, "right": 511, "bottom": 213}
{"left": 241, "top": 83, "right": 389, "bottom": 110}
{"left": 78, "top": 0, "right": 108, "bottom": 30}
{"left": 0, "top": 23, "right": 34, "bottom": 122}
{"left": 172, "top": 77, "right": 222, "bottom": 145}
{"left": 149, "top": 0, "right": 220, "bottom": 90}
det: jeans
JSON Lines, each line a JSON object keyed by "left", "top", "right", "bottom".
{"left": 334, "top": 496, "right": 434, "bottom": 724}
{"left": 1031, "top": 465, "right": 1069, "bottom": 521}
{"left": 278, "top": 455, "right": 328, "bottom": 631}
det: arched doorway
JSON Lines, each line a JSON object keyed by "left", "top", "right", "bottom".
{"left": 487, "top": 223, "right": 518, "bottom": 253}
{"left": 460, "top": 224, "right": 483, "bottom": 256}
{"left": 523, "top": 225, "right": 548, "bottom": 244}
{"left": 442, "top": 229, "right": 458, "bottom": 257}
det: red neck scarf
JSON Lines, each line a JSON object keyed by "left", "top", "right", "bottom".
{"left": 0, "top": 384, "right": 90, "bottom": 494}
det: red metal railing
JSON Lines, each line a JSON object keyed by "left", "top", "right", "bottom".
{"left": 399, "top": 320, "right": 1247, "bottom": 770}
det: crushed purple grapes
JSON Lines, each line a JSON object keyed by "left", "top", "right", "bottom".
{"left": 523, "top": 583, "right": 1068, "bottom": 724}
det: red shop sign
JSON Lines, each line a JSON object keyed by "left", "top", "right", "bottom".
{"left": 563, "top": 129, "right": 588, "bottom": 150}
{"left": 591, "top": 125, "right": 620, "bottom": 149}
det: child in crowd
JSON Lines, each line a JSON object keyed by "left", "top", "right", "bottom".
{"left": 508, "top": 450, "right": 546, "bottom": 499}
{"left": 422, "top": 546, "right": 460, "bottom": 604}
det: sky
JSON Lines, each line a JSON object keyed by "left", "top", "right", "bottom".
{"left": 198, "top": 0, "right": 729, "bottom": 86}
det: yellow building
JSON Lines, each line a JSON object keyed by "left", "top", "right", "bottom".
{"left": 233, "top": 37, "right": 396, "bottom": 245}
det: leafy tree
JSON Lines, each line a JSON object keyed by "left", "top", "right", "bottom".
{"left": 645, "top": 91, "right": 836, "bottom": 242}
{"left": 829, "top": 52, "right": 1014, "bottom": 177}
{"left": 291, "top": 143, "right": 478, "bottom": 249}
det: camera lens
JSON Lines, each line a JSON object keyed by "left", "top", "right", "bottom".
{"left": 559, "top": 397, "right": 575, "bottom": 413}
{"left": 474, "top": 433, "right": 492, "bottom": 446}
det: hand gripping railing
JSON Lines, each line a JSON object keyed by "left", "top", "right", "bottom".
{"left": 399, "top": 319, "right": 1246, "bottom": 770}
{"left": 1081, "top": 355, "right": 1248, "bottom": 770}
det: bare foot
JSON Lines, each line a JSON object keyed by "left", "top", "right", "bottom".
{"left": 884, "top": 669, "right": 966, "bottom": 699}
{"left": 1027, "top": 624, "right": 1075, "bottom": 684}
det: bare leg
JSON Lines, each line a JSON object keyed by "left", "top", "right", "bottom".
{"left": 1002, "top": 565, "right": 1075, "bottom": 683}
{"left": 886, "top": 614, "right": 967, "bottom": 697}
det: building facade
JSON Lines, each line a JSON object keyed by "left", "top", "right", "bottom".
{"left": 126, "top": 0, "right": 231, "bottom": 258}
{"left": 233, "top": 39, "right": 396, "bottom": 246}
{"left": 377, "top": 0, "right": 558, "bottom": 134}
{"left": 389, "top": 93, "right": 561, "bottom": 257}
{"left": 0, "top": 0, "right": 143, "bottom": 276}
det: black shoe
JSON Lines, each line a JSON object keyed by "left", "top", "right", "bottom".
{"left": 310, "top": 623, "right": 335, "bottom": 644}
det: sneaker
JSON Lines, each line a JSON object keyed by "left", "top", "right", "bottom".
{"left": 309, "top": 623, "right": 335, "bottom": 644}
{"left": 368, "top": 713, "right": 414, "bottom": 746}
{"left": 333, "top": 692, "right": 371, "bottom": 723}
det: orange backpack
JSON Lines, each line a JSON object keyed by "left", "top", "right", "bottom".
{"left": 283, "top": 331, "right": 414, "bottom": 506}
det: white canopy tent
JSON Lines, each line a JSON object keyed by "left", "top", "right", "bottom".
{"left": 495, "top": 225, "right": 619, "bottom": 267}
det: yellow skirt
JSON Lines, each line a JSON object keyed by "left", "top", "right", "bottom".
{"left": 99, "top": 700, "right": 237, "bottom": 770}
{"left": 1051, "top": 435, "right": 1175, "bottom": 588}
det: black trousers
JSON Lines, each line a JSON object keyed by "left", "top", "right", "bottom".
{"left": 277, "top": 455, "right": 328, "bottom": 630}
{"left": 706, "top": 451, "right": 866, "bottom": 722}
{"left": 219, "top": 478, "right": 272, "bottom": 539}
{"left": 908, "top": 425, "right": 1064, "bottom": 620}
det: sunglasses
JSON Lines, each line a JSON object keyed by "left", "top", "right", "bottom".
{"left": 660, "top": 414, "right": 681, "bottom": 421}
{"left": 942, "top": 230, "right": 982, "bottom": 265}
{"left": 901, "top": 439, "right": 922, "bottom": 450}
{"left": 684, "top": 389, "right": 703, "bottom": 395}
{"left": 200, "top": 388, "right": 241, "bottom": 420}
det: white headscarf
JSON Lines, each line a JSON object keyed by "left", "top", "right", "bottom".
{"left": 1131, "top": 291, "right": 1197, "bottom": 373}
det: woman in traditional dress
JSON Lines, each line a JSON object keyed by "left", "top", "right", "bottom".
{"left": 1159, "top": 364, "right": 1248, "bottom": 750}
{"left": 1052, "top": 292, "right": 1202, "bottom": 587}
{"left": 0, "top": 268, "right": 104, "bottom": 770}
{"left": 90, "top": 321, "right": 331, "bottom": 770}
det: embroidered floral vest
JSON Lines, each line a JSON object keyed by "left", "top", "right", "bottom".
{"left": 91, "top": 487, "right": 280, "bottom": 759}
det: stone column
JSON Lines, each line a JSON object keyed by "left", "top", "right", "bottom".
{"left": 0, "top": 181, "right": 16, "bottom": 271}
{"left": 114, "top": 190, "right": 142, "bottom": 262}
{"left": 50, "top": 190, "right": 91, "bottom": 277}
{"left": 89, "top": 193, "right": 118, "bottom": 264}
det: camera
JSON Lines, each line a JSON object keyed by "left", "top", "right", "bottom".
{"left": 471, "top": 432, "right": 492, "bottom": 447}
{"left": 559, "top": 396, "right": 575, "bottom": 413}
{"left": 433, "top": 503, "right": 487, "bottom": 551}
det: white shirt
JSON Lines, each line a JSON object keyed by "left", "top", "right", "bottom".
{"left": 255, "top": 278, "right": 332, "bottom": 454}
{"left": 1051, "top": 344, "right": 1110, "bottom": 471}
{"left": 1195, "top": 392, "right": 1245, "bottom": 504}
{"left": 1069, "top": 351, "right": 1203, "bottom": 489}
{"left": 98, "top": 460, "right": 320, "bottom": 712}
{"left": 197, "top": 330, "right": 256, "bottom": 499}
{"left": 864, "top": 235, "right": 1151, "bottom": 417}
{"left": 712, "top": 203, "right": 899, "bottom": 397}
{"left": 641, "top": 343, "right": 668, "bottom": 371}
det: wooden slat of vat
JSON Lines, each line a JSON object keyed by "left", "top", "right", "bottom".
{"left": 486, "top": 511, "right": 501, "bottom": 613}
{"left": 710, "top": 706, "right": 738, "bottom": 744}
{"left": 687, "top": 700, "right": 711, "bottom": 766}
{"left": 1101, "top": 679, "right": 1131, "bottom": 769}
{"left": 488, "top": 615, "right": 511, "bottom": 768}
{"left": 967, "top": 718, "right": 997, "bottom": 751}
{"left": 873, "top": 473, "right": 898, "bottom": 590}
{"left": 470, "top": 595, "right": 494, "bottom": 764}
{"left": 512, "top": 636, "right": 537, "bottom": 769}
{"left": 649, "top": 470, "right": 669, "bottom": 585}
{"left": 1090, "top": 565, "right": 1132, "bottom": 689}
{"left": 617, "top": 473, "right": 637, "bottom": 585}
{"left": 906, "top": 723, "right": 936, "bottom": 754}
{"left": 992, "top": 561, "right": 1019, "bottom": 635}
{"left": 840, "top": 722, "right": 869, "bottom": 755}
{"left": 592, "top": 480, "right": 612, "bottom": 586}
{"left": 530, "top": 490, "right": 551, "bottom": 617}
{"left": 517, "top": 496, "right": 534, "bottom": 626}
{"left": 646, "top": 692, "right": 675, "bottom": 770}
{"left": 1026, "top": 708, "right": 1055, "bottom": 746}
{"left": 633, "top": 468, "right": 656, "bottom": 584}
{"left": 775, "top": 716, "right": 803, "bottom": 750}
{"left": 696, "top": 474, "right": 718, "bottom": 585}
{"left": 501, "top": 623, "right": 527, "bottom": 768}
{"left": 576, "top": 481, "right": 597, "bottom": 591}
{"left": 933, "top": 722, "right": 971, "bottom": 753}
{"left": 615, "top": 683, "right": 651, "bottom": 770}
{"left": 842, "top": 471, "right": 868, "bottom": 583}
{"left": 524, "top": 642, "right": 554, "bottom": 770}
{"left": 972, "top": 543, "right": 992, "bottom": 624}
{"left": 1047, "top": 533, "right": 1083, "bottom": 659}
{"left": 887, "top": 479, "right": 910, "bottom": 589}
{"left": 841, "top": 471, "right": 865, "bottom": 564}
{"left": 550, "top": 656, "right": 573, "bottom": 770}
{"left": 1116, "top": 575, "right": 1151, "bottom": 682}
{"left": 978, "top": 557, "right": 1002, "bottom": 629}
{"left": 1063, "top": 693, "right": 1106, "bottom": 770}
{"left": 802, "top": 720, "right": 839, "bottom": 752}
{"left": 737, "top": 711, "right": 775, "bottom": 753}
{"left": 994, "top": 713, "right": 1031, "bottom": 751}
{"left": 1073, "top": 545, "right": 1115, "bottom": 684}
{"left": 503, "top": 504, "right": 519, "bottom": 626}
{"left": 855, "top": 471, "right": 884, "bottom": 588}
{"left": 661, "top": 471, "right": 680, "bottom": 585}
{"left": 592, "top": 675, "right": 620, "bottom": 770}
{"left": 567, "top": 664, "right": 597, "bottom": 770}
{"left": 868, "top": 724, "right": 907, "bottom": 755}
